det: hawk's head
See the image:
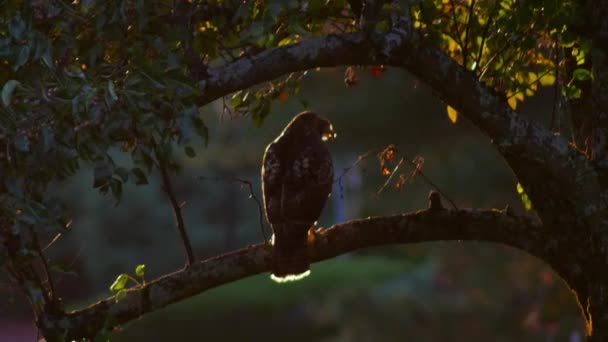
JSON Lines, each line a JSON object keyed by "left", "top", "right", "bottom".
{"left": 286, "top": 111, "right": 337, "bottom": 142}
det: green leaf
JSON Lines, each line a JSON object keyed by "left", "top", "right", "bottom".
{"left": 521, "top": 193, "right": 532, "bottom": 211}
{"left": 2, "top": 80, "right": 20, "bottom": 107}
{"left": 192, "top": 117, "right": 209, "bottom": 146}
{"left": 8, "top": 17, "right": 25, "bottom": 40}
{"left": 572, "top": 68, "right": 592, "bottom": 81}
{"left": 251, "top": 98, "right": 271, "bottom": 127}
{"left": 516, "top": 183, "right": 532, "bottom": 211}
{"left": 562, "top": 85, "right": 582, "bottom": 99}
{"left": 184, "top": 146, "right": 196, "bottom": 158}
{"left": 110, "top": 178, "right": 123, "bottom": 202}
{"left": 115, "top": 289, "right": 127, "bottom": 302}
{"left": 109, "top": 274, "right": 129, "bottom": 292}
{"left": 107, "top": 80, "right": 118, "bottom": 104}
{"left": 93, "top": 163, "right": 113, "bottom": 188}
{"left": 131, "top": 167, "right": 148, "bottom": 185}
{"left": 135, "top": 264, "right": 145, "bottom": 277}
{"left": 115, "top": 167, "right": 129, "bottom": 182}
{"left": 14, "top": 45, "right": 30, "bottom": 71}
{"left": 65, "top": 65, "right": 85, "bottom": 79}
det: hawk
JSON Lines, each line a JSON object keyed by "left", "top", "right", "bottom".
{"left": 262, "top": 111, "right": 336, "bottom": 283}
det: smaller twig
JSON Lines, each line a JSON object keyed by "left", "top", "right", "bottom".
{"left": 411, "top": 163, "right": 459, "bottom": 210}
{"left": 197, "top": 176, "right": 268, "bottom": 242}
{"left": 550, "top": 43, "right": 560, "bottom": 131}
{"left": 474, "top": 0, "right": 499, "bottom": 75}
{"left": 462, "top": 0, "right": 476, "bottom": 67}
{"left": 42, "top": 233, "right": 62, "bottom": 252}
{"left": 376, "top": 157, "right": 405, "bottom": 196}
{"left": 29, "top": 226, "right": 57, "bottom": 302}
{"left": 448, "top": 0, "right": 465, "bottom": 52}
{"left": 159, "top": 160, "right": 195, "bottom": 267}
{"left": 334, "top": 147, "right": 383, "bottom": 198}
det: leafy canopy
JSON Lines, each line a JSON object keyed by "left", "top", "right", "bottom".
{"left": 0, "top": 0, "right": 586, "bottom": 238}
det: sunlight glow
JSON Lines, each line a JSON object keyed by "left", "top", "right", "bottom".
{"left": 270, "top": 270, "right": 311, "bottom": 283}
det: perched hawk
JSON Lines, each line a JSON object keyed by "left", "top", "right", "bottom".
{"left": 262, "top": 112, "right": 336, "bottom": 283}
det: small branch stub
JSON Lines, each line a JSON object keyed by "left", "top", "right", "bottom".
{"left": 428, "top": 191, "right": 444, "bottom": 211}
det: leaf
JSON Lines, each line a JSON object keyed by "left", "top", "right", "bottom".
{"left": 516, "top": 183, "right": 532, "bottom": 211}
{"left": 135, "top": 264, "right": 145, "bottom": 277}
{"left": 278, "top": 37, "right": 296, "bottom": 46}
{"left": 14, "top": 45, "right": 30, "bottom": 71}
{"left": 115, "top": 289, "right": 127, "bottom": 302}
{"left": 251, "top": 98, "right": 271, "bottom": 127}
{"left": 521, "top": 193, "right": 532, "bottom": 211}
{"left": 184, "top": 146, "right": 196, "bottom": 158}
{"left": 109, "top": 274, "right": 129, "bottom": 292}
{"left": 131, "top": 167, "right": 148, "bottom": 185}
{"left": 507, "top": 97, "right": 517, "bottom": 110}
{"left": 572, "top": 68, "right": 592, "bottom": 81}
{"left": 192, "top": 117, "right": 209, "bottom": 146}
{"left": 562, "top": 85, "right": 582, "bottom": 99}
{"left": 115, "top": 167, "right": 129, "bottom": 182}
{"left": 278, "top": 91, "right": 289, "bottom": 102}
{"left": 539, "top": 74, "right": 556, "bottom": 86}
{"left": 370, "top": 65, "right": 384, "bottom": 77}
{"left": 446, "top": 105, "right": 458, "bottom": 124}
{"left": 2, "top": 80, "right": 20, "bottom": 107}
{"left": 93, "top": 163, "right": 113, "bottom": 188}
{"left": 8, "top": 17, "right": 25, "bottom": 40}
{"left": 107, "top": 80, "right": 118, "bottom": 103}
{"left": 110, "top": 179, "right": 123, "bottom": 203}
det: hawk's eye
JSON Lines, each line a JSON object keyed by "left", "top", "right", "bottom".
{"left": 320, "top": 123, "right": 336, "bottom": 141}
{"left": 321, "top": 131, "right": 336, "bottom": 141}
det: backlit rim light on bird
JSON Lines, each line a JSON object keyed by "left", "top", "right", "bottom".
{"left": 270, "top": 270, "right": 311, "bottom": 283}
{"left": 321, "top": 132, "right": 337, "bottom": 141}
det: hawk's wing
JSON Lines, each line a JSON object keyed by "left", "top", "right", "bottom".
{"left": 262, "top": 141, "right": 283, "bottom": 224}
{"left": 282, "top": 137, "right": 333, "bottom": 223}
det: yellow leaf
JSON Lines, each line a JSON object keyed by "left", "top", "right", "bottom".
{"left": 446, "top": 105, "right": 458, "bottom": 124}
{"left": 539, "top": 74, "right": 556, "bottom": 86}
{"left": 514, "top": 92, "right": 524, "bottom": 101}
{"left": 508, "top": 97, "right": 517, "bottom": 110}
{"left": 516, "top": 182, "right": 524, "bottom": 194}
{"left": 521, "top": 193, "right": 532, "bottom": 211}
{"left": 278, "top": 37, "right": 296, "bottom": 46}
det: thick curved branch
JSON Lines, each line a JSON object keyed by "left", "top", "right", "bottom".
{"left": 196, "top": 20, "right": 603, "bottom": 227}
{"left": 44, "top": 208, "right": 556, "bottom": 340}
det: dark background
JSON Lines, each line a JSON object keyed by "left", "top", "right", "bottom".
{"left": 0, "top": 67, "right": 584, "bottom": 341}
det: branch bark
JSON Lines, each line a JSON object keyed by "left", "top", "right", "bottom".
{"left": 39, "top": 207, "right": 553, "bottom": 340}
{"left": 195, "top": 16, "right": 604, "bottom": 232}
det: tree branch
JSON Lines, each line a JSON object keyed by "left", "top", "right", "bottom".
{"left": 196, "top": 14, "right": 603, "bottom": 229}
{"left": 159, "top": 162, "right": 195, "bottom": 267}
{"left": 43, "top": 207, "right": 552, "bottom": 340}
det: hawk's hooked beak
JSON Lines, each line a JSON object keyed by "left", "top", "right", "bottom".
{"left": 321, "top": 124, "right": 337, "bottom": 141}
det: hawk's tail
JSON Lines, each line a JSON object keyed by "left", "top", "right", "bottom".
{"left": 271, "top": 223, "right": 311, "bottom": 283}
